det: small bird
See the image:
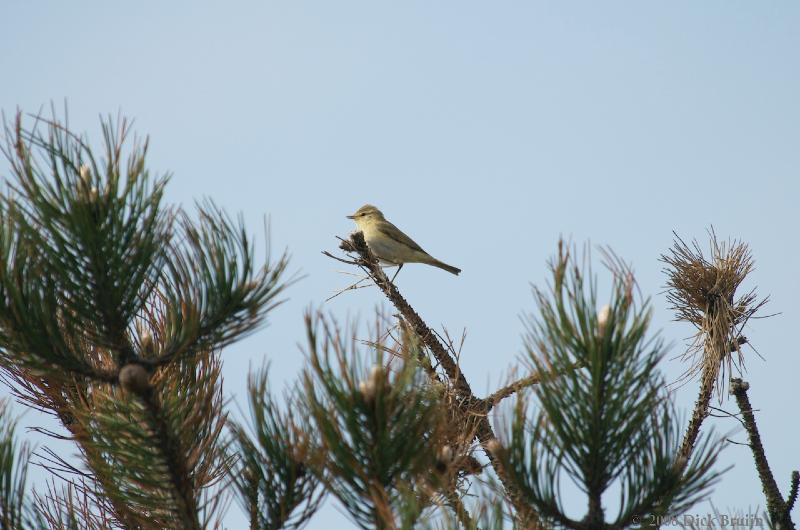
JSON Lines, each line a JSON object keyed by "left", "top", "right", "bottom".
{"left": 347, "top": 204, "right": 461, "bottom": 280}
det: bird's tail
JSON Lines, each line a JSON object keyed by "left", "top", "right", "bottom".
{"left": 430, "top": 259, "right": 461, "bottom": 276}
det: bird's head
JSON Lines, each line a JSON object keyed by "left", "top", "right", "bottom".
{"left": 347, "top": 204, "right": 385, "bottom": 226}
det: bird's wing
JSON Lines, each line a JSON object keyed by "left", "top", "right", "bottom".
{"left": 378, "top": 221, "right": 427, "bottom": 254}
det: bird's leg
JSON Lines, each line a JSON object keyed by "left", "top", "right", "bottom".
{"left": 389, "top": 263, "right": 403, "bottom": 283}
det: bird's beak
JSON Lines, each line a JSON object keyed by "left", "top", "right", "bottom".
{"left": 346, "top": 215, "right": 355, "bottom": 219}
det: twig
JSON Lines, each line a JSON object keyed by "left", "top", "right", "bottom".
{"left": 724, "top": 438, "right": 751, "bottom": 447}
{"left": 707, "top": 405, "right": 749, "bottom": 428}
{"left": 321, "top": 250, "right": 360, "bottom": 266}
{"left": 333, "top": 232, "right": 541, "bottom": 527}
{"left": 485, "top": 361, "right": 585, "bottom": 411}
{"left": 325, "top": 276, "right": 372, "bottom": 302}
{"left": 730, "top": 378, "right": 795, "bottom": 530}
{"left": 486, "top": 373, "right": 543, "bottom": 408}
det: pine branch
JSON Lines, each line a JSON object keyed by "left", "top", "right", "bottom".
{"left": 229, "top": 365, "right": 323, "bottom": 530}
{"left": 662, "top": 231, "right": 767, "bottom": 468}
{"left": 788, "top": 471, "right": 799, "bottom": 514}
{"left": 56, "top": 426, "right": 144, "bottom": 529}
{"left": 301, "top": 316, "right": 449, "bottom": 529}
{"left": 134, "top": 382, "right": 202, "bottom": 530}
{"left": 444, "top": 492, "right": 474, "bottom": 530}
{"left": 503, "top": 243, "right": 722, "bottom": 529}
{"left": 484, "top": 361, "right": 585, "bottom": 411}
{"left": 0, "top": 368, "right": 140, "bottom": 528}
{"left": 730, "top": 378, "right": 795, "bottom": 530}
{"left": 335, "top": 232, "right": 541, "bottom": 527}
{"left": 338, "top": 234, "right": 475, "bottom": 401}
{"left": 678, "top": 365, "right": 716, "bottom": 465}
{"left": 0, "top": 111, "right": 169, "bottom": 372}
{"left": 0, "top": 400, "right": 37, "bottom": 529}
{"left": 676, "top": 336, "right": 748, "bottom": 466}
{"left": 152, "top": 204, "right": 293, "bottom": 368}
{"left": 23, "top": 352, "right": 230, "bottom": 529}
{"left": 1, "top": 111, "right": 287, "bottom": 528}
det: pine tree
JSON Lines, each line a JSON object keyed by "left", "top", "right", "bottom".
{"left": 0, "top": 110, "right": 795, "bottom": 529}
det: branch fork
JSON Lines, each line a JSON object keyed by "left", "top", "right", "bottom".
{"left": 331, "top": 231, "right": 541, "bottom": 526}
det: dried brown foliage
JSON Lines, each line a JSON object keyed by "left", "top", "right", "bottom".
{"left": 661, "top": 230, "right": 768, "bottom": 398}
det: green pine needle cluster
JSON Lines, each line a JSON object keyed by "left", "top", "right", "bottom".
{"left": 502, "top": 245, "right": 723, "bottom": 529}
{"left": 0, "top": 110, "right": 291, "bottom": 528}
{"left": 301, "top": 313, "right": 450, "bottom": 530}
{"left": 229, "top": 364, "right": 323, "bottom": 530}
{"left": 0, "top": 400, "right": 35, "bottom": 528}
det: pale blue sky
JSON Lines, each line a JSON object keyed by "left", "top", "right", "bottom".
{"left": 2, "top": 2, "right": 798, "bottom": 528}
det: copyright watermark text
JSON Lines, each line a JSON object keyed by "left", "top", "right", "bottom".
{"left": 631, "top": 513, "right": 765, "bottom": 528}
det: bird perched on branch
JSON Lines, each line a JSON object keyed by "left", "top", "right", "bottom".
{"left": 347, "top": 204, "right": 461, "bottom": 280}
